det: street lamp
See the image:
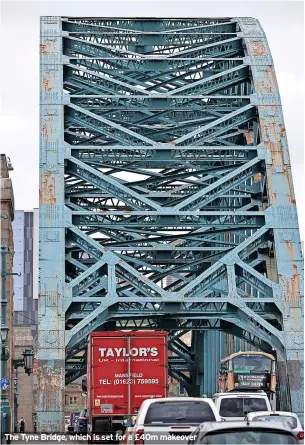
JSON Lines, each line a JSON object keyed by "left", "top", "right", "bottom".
{"left": 0, "top": 326, "right": 9, "bottom": 343}
{"left": 22, "top": 349, "right": 34, "bottom": 376}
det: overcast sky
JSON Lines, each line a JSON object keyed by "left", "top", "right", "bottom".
{"left": 1, "top": 0, "right": 304, "bottom": 239}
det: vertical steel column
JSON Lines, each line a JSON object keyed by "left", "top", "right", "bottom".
{"left": 37, "top": 16, "right": 65, "bottom": 432}
{"left": 190, "top": 331, "right": 205, "bottom": 397}
{"left": 191, "top": 331, "right": 225, "bottom": 397}
{"left": 203, "top": 331, "right": 225, "bottom": 397}
{"left": 192, "top": 330, "right": 224, "bottom": 397}
{"left": 236, "top": 17, "right": 304, "bottom": 422}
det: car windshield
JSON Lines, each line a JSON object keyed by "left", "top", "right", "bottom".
{"left": 144, "top": 402, "right": 216, "bottom": 424}
{"left": 252, "top": 415, "right": 297, "bottom": 429}
{"left": 200, "top": 430, "right": 297, "bottom": 444}
{"left": 233, "top": 355, "right": 272, "bottom": 373}
{"left": 219, "top": 398, "right": 267, "bottom": 417}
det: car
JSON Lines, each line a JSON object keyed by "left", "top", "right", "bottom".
{"left": 246, "top": 411, "right": 304, "bottom": 443}
{"left": 74, "top": 409, "right": 89, "bottom": 434}
{"left": 188, "top": 420, "right": 299, "bottom": 444}
{"left": 125, "top": 397, "right": 222, "bottom": 444}
{"left": 212, "top": 391, "right": 271, "bottom": 421}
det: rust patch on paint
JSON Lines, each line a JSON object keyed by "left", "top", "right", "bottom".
{"left": 256, "top": 69, "right": 278, "bottom": 93}
{"left": 43, "top": 78, "right": 52, "bottom": 92}
{"left": 287, "top": 176, "right": 296, "bottom": 205}
{"left": 290, "top": 264, "right": 301, "bottom": 306}
{"left": 42, "top": 122, "right": 48, "bottom": 141}
{"left": 285, "top": 241, "right": 294, "bottom": 257}
{"left": 41, "top": 115, "right": 55, "bottom": 142}
{"left": 279, "top": 124, "right": 286, "bottom": 137}
{"left": 40, "top": 44, "right": 48, "bottom": 55}
{"left": 280, "top": 264, "right": 301, "bottom": 309}
{"left": 40, "top": 39, "right": 56, "bottom": 55}
{"left": 40, "top": 172, "right": 56, "bottom": 205}
{"left": 43, "top": 72, "right": 54, "bottom": 92}
{"left": 249, "top": 41, "right": 267, "bottom": 56}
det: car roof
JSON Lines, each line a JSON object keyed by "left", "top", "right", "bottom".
{"left": 213, "top": 392, "right": 267, "bottom": 397}
{"left": 142, "top": 397, "right": 213, "bottom": 404}
{"left": 197, "top": 420, "right": 294, "bottom": 434}
{"left": 247, "top": 411, "right": 299, "bottom": 419}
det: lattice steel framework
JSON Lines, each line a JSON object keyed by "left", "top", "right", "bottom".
{"left": 38, "top": 17, "right": 304, "bottom": 431}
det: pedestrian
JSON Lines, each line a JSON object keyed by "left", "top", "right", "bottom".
{"left": 19, "top": 417, "right": 26, "bottom": 433}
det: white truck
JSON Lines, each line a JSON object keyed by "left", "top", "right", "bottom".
{"left": 123, "top": 397, "right": 222, "bottom": 444}
{"left": 212, "top": 391, "right": 271, "bottom": 421}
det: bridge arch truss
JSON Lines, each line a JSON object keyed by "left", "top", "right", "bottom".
{"left": 38, "top": 16, "right": 303, "bottom": 431}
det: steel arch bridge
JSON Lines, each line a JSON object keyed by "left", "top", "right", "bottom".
{"left": 38, "top": 16, "right": 304, "bottom": 431}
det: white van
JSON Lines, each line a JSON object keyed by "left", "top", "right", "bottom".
{"left": 212, "top": 392, "right": 271, "bottom": 421}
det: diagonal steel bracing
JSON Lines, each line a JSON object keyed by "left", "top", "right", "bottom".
{"left": 39, "top": 16, "right": 304, "bottom": 431}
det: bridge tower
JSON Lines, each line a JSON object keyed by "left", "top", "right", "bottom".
{"left": 38, "top": 17, "right": 304, "bottom": 431}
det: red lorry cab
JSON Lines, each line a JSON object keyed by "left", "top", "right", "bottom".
{"left": 87, "top": 331, "right": 168, "bottom": 442}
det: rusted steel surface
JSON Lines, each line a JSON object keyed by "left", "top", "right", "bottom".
{"left": 236, "top": 16, "right": 304, "bottom": 422}
{"left": 39, "top": 172, "right": 57, "bottom": 205}
{"left": 37, "top": 16, "right": 65, "bottom": 433}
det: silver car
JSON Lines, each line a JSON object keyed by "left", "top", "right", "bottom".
{"left": 188, "top": 420, "right": 298, "bottom": 444}
{"left": 246, "top": 411, "right": 304, "bottom": 443}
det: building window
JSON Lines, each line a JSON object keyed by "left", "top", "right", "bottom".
{"left": 69, "top": 397, "right": 77, "bottom": 405}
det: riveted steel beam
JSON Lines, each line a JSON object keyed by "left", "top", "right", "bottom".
{"left": 39, "top": 16, "right": 303, "bottom": 429}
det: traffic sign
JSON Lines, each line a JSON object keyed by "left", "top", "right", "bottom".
{"left": 0, "top": 378, "right": 10, "bottom": 390}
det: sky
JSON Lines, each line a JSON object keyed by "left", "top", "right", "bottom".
{"left": 1, "top": 0, "right": 304, "bottom": 239}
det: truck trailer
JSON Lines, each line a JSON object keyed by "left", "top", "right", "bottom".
{"left": 87, "top": 331, "right": 168, "bottom": 443}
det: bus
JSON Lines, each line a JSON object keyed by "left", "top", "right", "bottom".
{"left": 218, "top": 351, "right": 276, "bottom": 394}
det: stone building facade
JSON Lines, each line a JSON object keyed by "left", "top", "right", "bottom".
{"left": 65, "top": 378, "right": 87, "bottom": 415}
{"left": 13, "top": 326, "right": 36, "bottom": 432}
{"left": 0, "top": 153, "right": 15, "bottom": 431}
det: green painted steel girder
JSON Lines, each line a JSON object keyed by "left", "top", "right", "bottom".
{"left": 39, "top": 17, "right": 304, "bottom": 431}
